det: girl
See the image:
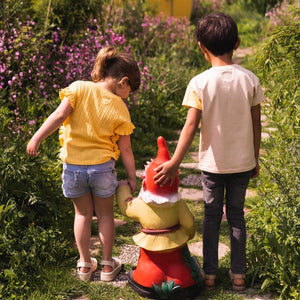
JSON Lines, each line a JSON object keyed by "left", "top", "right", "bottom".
{"left": 27, "top": 46, "right": 141, "bottom": 281}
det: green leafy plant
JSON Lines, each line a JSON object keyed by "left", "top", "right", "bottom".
{"left": 0, "top": 104, "right": 75, "bottom": 298}
{"left": 246, "top": 5, "right": 300, "bottom": 299}
{"left": 153, "top": 280, "right": 181, "bottom": 299}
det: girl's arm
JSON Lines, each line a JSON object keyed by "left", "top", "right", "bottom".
{"left": 154, "top": 107, "right": 201, "bottom": 185}
{"left": 27, "top": 98, "right": 73, "bottom": 156}
{"left": 118, "top": 135, "right": 137, "bottom": 193}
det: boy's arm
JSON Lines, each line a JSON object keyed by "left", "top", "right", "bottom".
{"left": 154, "top": 107, "right": 201, "bottom": 185}
{"left": 251, "top": 104, "right": 261, "bottom": 178}
{"left": 118, "top": 135, "right": 137, "bottom": 193}
{"left": 27, "top": 98, "right": 73, "bottom": 156}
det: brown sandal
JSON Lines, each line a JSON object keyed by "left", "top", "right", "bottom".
{"left": 199, "top": 268, "right": 216, "bottom": 290}
{"left": 229, "top": 270, "right": 246, "bottom": 291}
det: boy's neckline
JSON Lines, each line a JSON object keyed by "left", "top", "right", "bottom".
{"left": 211, "top": 63, "right": 238, "bottom": 68}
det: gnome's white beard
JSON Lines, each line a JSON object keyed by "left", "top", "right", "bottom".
{"left": 139, "top": 188, "right": 181, "bottom": 205}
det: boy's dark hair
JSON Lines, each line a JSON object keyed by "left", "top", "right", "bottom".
{"left": 195, "top": 12, "right": 238, "bottom": 56}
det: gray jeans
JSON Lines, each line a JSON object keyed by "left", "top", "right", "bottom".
{"left": 201, "top": 170, "right": 252, "bottom": 275}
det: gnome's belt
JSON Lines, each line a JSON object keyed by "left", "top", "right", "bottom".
{"left": 141, "top": 223, "right": 180, "bottom": 235}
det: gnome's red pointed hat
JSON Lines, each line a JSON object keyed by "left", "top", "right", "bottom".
{"left": 139, "top": 136, "right": 180, "bottom": 204}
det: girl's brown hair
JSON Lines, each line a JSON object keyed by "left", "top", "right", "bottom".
{"left": 91, "top": 46, "right": 141, "bottom": 91}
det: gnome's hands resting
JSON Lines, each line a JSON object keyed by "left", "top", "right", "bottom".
{"left": 118, "top": 180, "right": 133, "bottom": 202}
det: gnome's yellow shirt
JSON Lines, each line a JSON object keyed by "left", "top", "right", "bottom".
{"left": 58, "top": 81, "right": 134, "bottom": 165}
{"left": 117, "top": 184, "right": 195, "bottom": 251}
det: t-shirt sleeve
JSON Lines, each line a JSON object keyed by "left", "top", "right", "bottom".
{"left": 182, "top": 82, "right": 202, "bottom": 110}
{"left": 59, "top": 81, "right": 78, "bottom": 109}
{"left": 252, "top": 80, "right": 265, "bottom": 106}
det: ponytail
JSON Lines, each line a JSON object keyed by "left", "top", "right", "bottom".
{"left": 91, "top": 46, "right": 141, "bottom": 92}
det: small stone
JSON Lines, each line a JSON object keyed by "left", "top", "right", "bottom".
{"left": 179, "top": 187, "right": 203, "bottom": 201}
{"left": 188, "top": 241, "right": 230, "bottom": 259}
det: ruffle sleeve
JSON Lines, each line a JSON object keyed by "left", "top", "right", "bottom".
{"left": 114, "top": 121, "right": 135, "bottom": 136}
{"left": 59, "top": 85, "right": 76, "bottom": 109}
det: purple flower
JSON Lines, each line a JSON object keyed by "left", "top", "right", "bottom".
{"left": 28, "top": 120, "right": 36, "bottom": 126}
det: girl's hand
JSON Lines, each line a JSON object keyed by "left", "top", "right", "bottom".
{"left": 128, "top": 178, "right": 137, "bottom": 194}
{"left": 26, "top": 98, "right": 73, "bottom": 157}
{"left": 27, "top": 138, "right": 41, "bottom": 157}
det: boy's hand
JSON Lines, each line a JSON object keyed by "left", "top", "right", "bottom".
{"left": 251, "top": 162, "right": 259, "bottom": 178}
{"left": 153, "top": 161, "right": 179, "bottom": 186}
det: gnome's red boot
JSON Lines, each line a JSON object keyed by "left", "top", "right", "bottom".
{"left": 133, "top": 247, "right": 196, "bottom": 288}
{"left": 128, "top": 246, "right": 202, "bottom": 299}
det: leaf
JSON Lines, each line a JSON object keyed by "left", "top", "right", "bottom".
{"left": 261, "top": 278, "right": 273, "bottom": 291}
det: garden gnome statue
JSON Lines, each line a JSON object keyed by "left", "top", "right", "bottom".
{"left": 116, "top": 136, "right": 202, "bottom": 299}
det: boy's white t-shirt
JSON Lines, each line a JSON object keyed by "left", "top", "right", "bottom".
{"left": 182, "top": 64, "right": 265, "bottom": 174}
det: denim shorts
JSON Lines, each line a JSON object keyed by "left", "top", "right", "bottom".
{"left": 62, "top": 160, "right": 118, "bottom": 199}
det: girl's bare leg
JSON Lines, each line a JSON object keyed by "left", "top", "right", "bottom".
{"left": 72, "top": 192, "right": 93, "bottom": 273}
{"left": 93, "top": 194, "right": 115, "bottom": 273}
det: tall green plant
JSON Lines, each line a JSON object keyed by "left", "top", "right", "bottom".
{"left": 0, "top": 94, "right": 75, "bottom": 298}
{"left": 31, "top": 0, "right": 105, "bottom": 44}
{"left": 246, "top": 5, "right": 300, "bottom": 299}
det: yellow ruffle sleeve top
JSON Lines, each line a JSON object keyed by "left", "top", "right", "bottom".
{"left": 58, "top": 81, "right": 134, "bottom": 165}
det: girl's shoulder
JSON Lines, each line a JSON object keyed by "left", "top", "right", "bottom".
{"left": 70, "top": 80, "right": 93, "bottom": 88}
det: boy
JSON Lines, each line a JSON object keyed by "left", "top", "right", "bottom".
{"left": 154, "top": 12, "right": 264, "bottom": 291}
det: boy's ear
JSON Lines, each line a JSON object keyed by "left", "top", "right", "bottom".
{"left": 234, "top": 37, "right": 241, "bottom": 50}
{"left": 198, "top": 42, "right": 207, "bottom": 54}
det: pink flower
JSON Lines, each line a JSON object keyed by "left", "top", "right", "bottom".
{"left": 28, "top": 120, "right": 36, "bottom": 126}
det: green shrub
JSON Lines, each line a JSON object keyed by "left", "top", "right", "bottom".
{"left": 246, "top": 5, "right": 300, "bottom": 299}
{"left": 221, "top": 1, "right": 267, "bottom": 47}
{"left": 242, "top": 0, "right": 284, "bottom": 15}
{"left": 0, "top": 103, "right": 75, "bottom": 298}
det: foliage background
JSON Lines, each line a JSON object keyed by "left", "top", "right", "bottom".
{"left": 246, "top": 5, "right": 300, "bottom": 298}
{"left": 0, "top": 0, "right": 299, "bottom": 299}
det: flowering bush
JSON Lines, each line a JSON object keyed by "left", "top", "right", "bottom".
{"left": 125, "top": 13, "right": 207, "bottom": 137}
{"left": 0, "top": 17, "right": 141, "bottom": 143}
{"left": 135, "top": 14, "right": 194, "bottom": 57}
{"left": 265, "top": 0, "right": 297, "bottom": 30}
